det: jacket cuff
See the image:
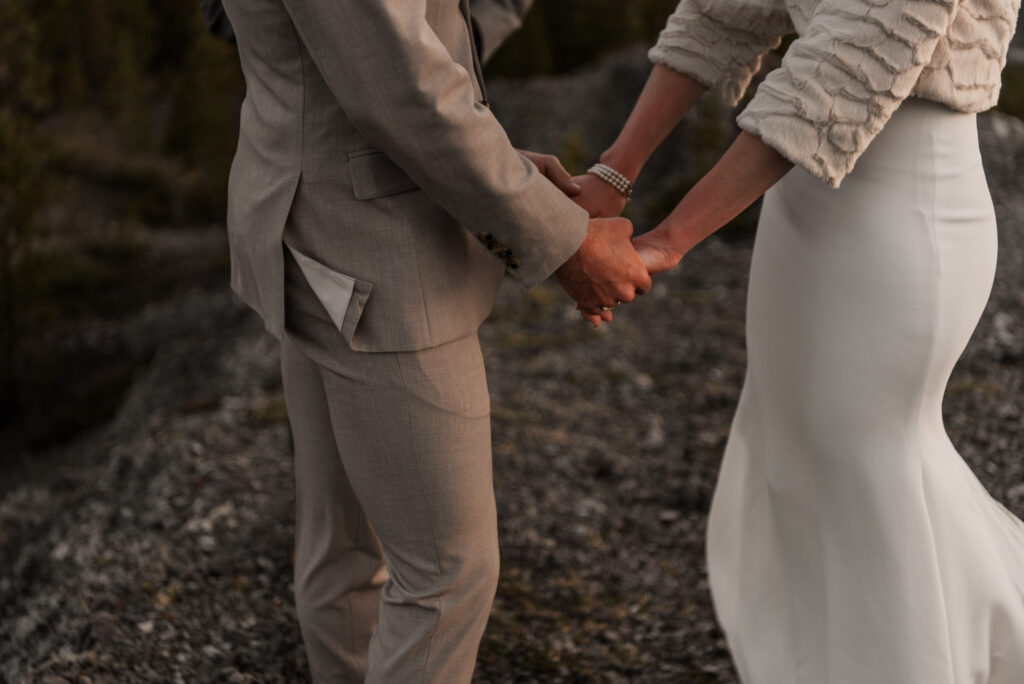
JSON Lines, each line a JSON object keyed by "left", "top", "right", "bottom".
{"left": 649, "top": 7, "right": 781, "bottom": 107}
{"left": 474, "top": 168, "right": 589, "bottom": 290}
{"left": 736, "top": 67, "right": 885, "bottom": 188}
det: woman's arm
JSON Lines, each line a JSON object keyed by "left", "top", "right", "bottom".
{"left": 573, "top": 0, "right": 794, "bottom": 219}
{"left": 602, "top": 65, "right": 707, "bottom": 183}
{"left": 632, "top": 0, "right": 968, "bottom": 274}
{"left": 633, "top": 131, "right": 791, "bottom": 274}
{"left": 573, "top": 64, "right": 706, "bottom": 219}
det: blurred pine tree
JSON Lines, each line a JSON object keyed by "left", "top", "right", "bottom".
{"left": 109, "top": 30, "right": 154, "bottom": 151}
{"left": 487, "top": 0, "right": 680, "bottom": 77}
{"left": 0, "top": 0, "right": 50, "bottom": 416}
{"left": 161, "top": 10, "right": 242, "bottom": 220}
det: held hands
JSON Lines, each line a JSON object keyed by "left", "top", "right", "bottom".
{"left": 555, "top": 217, "right": 652, "bottom": 328}
{"left": 563, "top": 166, "right": 644, "bottom": 325}
{"left": 571, "top": 167, "right": 685, "bottom": 280}
{"left": 525, "top": 148, "right": 679, "bottom": 325}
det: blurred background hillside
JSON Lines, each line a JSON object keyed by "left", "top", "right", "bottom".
{"left": 0, "top": 0, "right": 243, "bottom": 458}
{"left": 0, "top": 0, "right": 711, "bottom": 462}
{"left": 1, "top": 0, "right": 1022, "bottom": 460}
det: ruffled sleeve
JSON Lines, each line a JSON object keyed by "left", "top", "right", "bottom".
{"left": 736, "top": 0, "right": 962, "bottom": 187}
{"left": 649, "top": 0, "right": 795, "bottom": 106}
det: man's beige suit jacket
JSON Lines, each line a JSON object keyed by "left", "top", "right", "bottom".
{"left": 223, "top": 0, "right": 589, "bottom": 352}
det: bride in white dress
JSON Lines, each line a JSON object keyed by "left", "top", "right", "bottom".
{"left": 571, "top": 0, "right": 1024, "bottom": 681}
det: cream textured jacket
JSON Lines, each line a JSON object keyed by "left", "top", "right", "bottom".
{"left": 650, "top": 0, "right": 1021, "bottom": 186}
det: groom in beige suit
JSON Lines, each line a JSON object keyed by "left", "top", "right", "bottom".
{"left": 219, "top": 0, "right": 650, "bottom": 681}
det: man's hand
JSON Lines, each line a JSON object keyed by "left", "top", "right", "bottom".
{"left": 518, "top": 150, "right": 582, "bottom": 197}
{"left": 555, "top": 217, "right": 652, "bottom": 327}
{"left": 571, "top": 172, "right": 628, "bottom": 218}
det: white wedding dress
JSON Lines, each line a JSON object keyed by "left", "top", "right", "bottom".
{"left": 708, "top": 97, "right": 1024, "bottom": 683}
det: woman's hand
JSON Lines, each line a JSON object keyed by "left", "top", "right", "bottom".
{"left": 571, "top": 172, "right": 629, "bottom": 218}
{"left": 570, "top": 226, "right": 681, "bottom": 327}
{"left": 517, "top": 149, "right": 582, "bottom": 197}
{"left": 632, "top": 228, "right": 684, "bottom": 275}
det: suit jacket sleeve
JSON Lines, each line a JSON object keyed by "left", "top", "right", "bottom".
{"left": 470, "top": 0, "right": 535, "bottom": 63}
{"left": 281, "top": 0, "right": 587, "bottom": 289}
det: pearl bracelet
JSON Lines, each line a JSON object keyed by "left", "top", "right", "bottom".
{"left": 586, "top": 162, "right": 633, "bottom": 200}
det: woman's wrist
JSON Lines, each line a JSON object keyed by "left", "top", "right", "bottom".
{"left": 599, "top": 146, "right": 644, "bottom": 184}
{"left": 658, "top": 211, "right": 701, "bottom": 258}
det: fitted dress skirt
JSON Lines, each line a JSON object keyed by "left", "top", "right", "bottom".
{"left": 708, "top": 97, "right": 1024, "bottom": 683}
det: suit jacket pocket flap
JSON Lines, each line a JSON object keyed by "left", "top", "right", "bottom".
{"left": 348, "top": 149, "right": 420, "bottom": 200}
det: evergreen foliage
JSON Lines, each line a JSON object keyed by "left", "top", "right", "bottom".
{"left": 0, "top": 0, "right": 244, "bottom": 428}
{"left": 0, "top": 0, "right": 50, "bottom": 417}
{"left": 22, "top": 0, "right": 243, "bottom": 219}
{"left": 488, "top": 0, "right": 680, "bottom": 77}
{"left": 998, "top": 63, "right": 1024, "bottom": 122}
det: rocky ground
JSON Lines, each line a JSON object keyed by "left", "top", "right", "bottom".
{"left": 3, "top": 51, "right": 1024, "bottom": 683}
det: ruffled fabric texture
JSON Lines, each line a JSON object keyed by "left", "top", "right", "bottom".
{"left": 649, "top": 0, "right": 1021, "bottom": 187}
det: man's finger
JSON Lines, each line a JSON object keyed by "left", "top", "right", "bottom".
{"left": 616, "top": 287, "right": 636, "bottom": 304}
{"left": 636, "top": 268, "right": 653, "bottom": 294}
{"left": 628, "top": 255, "right": 654, "bottom": 293}
{"left": 577, "top": 301, "right": 615, "bottom": 322}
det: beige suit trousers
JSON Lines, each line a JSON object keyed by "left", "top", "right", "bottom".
{"left": 280, "top": 250, "right": 499, "bottom": 683}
